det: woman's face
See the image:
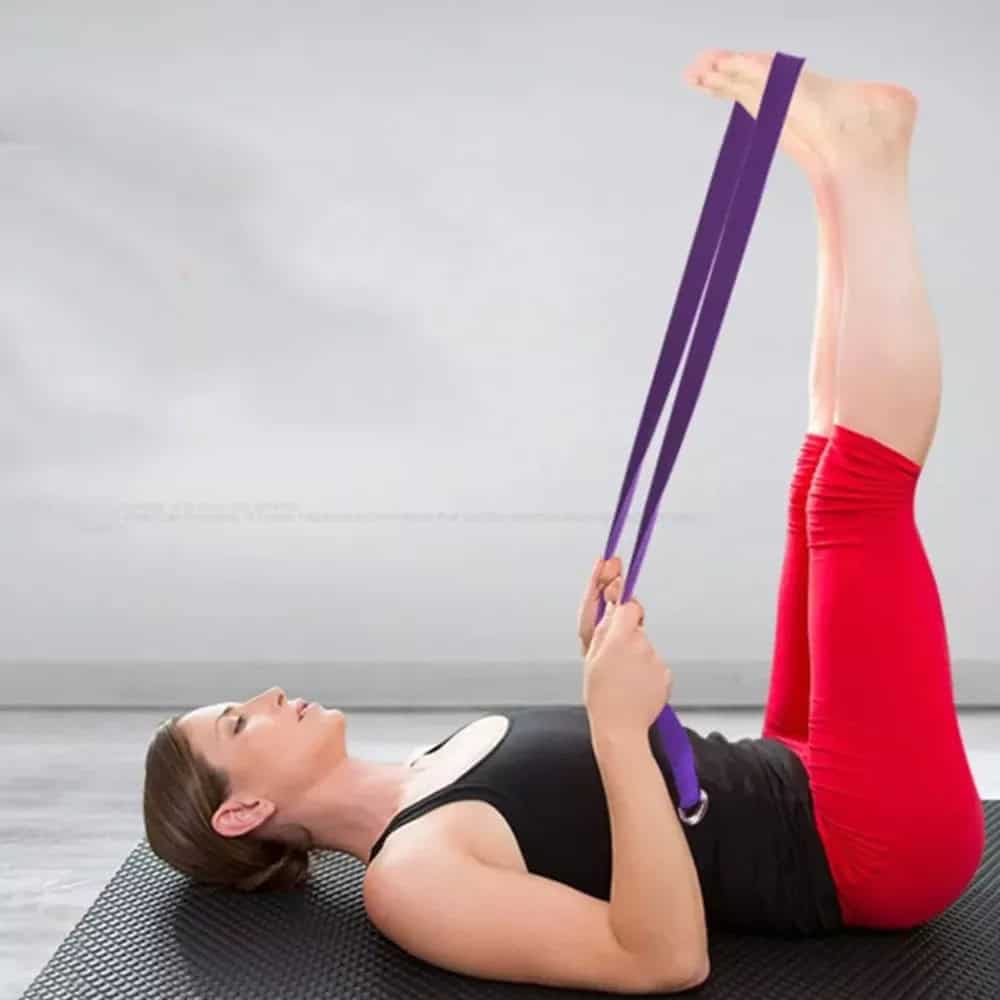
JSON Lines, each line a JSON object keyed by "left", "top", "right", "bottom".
{"left": 178, "top": 687, "right": 346, "bottom": 834}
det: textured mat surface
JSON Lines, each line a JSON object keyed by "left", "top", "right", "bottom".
{"left": 21, "top": 802, "right": 999, "bottom": 999}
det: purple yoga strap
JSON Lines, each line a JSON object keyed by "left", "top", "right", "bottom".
{"left": 594, "top": 52, "right": 806, "bottom": 824}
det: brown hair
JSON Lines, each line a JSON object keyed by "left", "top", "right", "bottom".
{"left": 142, "top": 714, "right": 313, "bottom": 892}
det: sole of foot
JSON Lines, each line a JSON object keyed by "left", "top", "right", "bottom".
{"left": 682, "top": 50, "right": 918, "bottom": 183}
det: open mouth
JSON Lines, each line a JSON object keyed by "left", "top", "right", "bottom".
{"left": 296, "top": 700, "right": 311, "bottom": 721}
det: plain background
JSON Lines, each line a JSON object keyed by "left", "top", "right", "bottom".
{"left": 2, "top": 6, "right": 998, "bottom": 998}
{"left": 0, "top": 0, "right": 996, "bottom": 708}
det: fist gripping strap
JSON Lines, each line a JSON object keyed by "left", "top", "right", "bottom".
{"left": 595, "top": 52, "right": 806, "bottom": 825}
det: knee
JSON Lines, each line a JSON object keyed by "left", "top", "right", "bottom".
{"left": 804, "top": 470, "right": 916, "bottom": 549}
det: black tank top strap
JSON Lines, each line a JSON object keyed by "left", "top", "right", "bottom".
{"left": 368, "top": 784, "right": 515, "bottom": 863}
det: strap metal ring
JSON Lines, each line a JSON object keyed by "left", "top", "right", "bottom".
{"left": 677, "top": 788, "right": 709, "bottom": 827}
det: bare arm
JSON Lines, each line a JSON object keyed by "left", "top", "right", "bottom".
{"left": 590, "top": 713, "right": 710, "bottom": 979}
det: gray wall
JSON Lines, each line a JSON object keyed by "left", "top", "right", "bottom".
{"left": 1, "top": 1, "right": 997, "bottom": 707}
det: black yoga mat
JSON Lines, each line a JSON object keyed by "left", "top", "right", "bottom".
{"left": 21, "top": 801, "right": 999, "bottom": 999}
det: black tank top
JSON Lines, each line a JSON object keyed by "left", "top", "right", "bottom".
{"left": 368, "top": 705, "right": 844, "bottom": 937}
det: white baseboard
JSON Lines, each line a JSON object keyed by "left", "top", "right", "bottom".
{"left": 0, "top": 659, "right": 995, "bottom": 708}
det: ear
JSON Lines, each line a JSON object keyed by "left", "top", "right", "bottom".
{"left": 212, "top": 796, "right": 276, "bottom": 838}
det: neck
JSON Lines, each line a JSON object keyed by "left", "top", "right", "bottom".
{"left": 297, "top": 756, "right": 413, "bottom": 864}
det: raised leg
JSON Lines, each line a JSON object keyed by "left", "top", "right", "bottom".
{"left": 684, "top": 49, "right": 941, "bottom": 465}
{"left": 760, "top": 178, "right": 843, "bottom": 748}
{"left": 761, "top": 430, "right": 827, "bottom": 750}
{"left": 682, "top": 66, "right": 845, "bottom": 745}
{"left": 830, "top": 153, "right": 941, "bottom": 466}
{"left": 685, "top": 49, "right": 936, "bottom": 752}
{"left": 806, "top": 182, "right": 844, "bottom": 438}
{"left": 685, "top": 52, "right": 983, "bottom": 927}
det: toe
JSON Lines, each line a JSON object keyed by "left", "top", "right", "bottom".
{"left": 716, "top": 51, "right": 772, "bottom": 78}
{"left": 699, "top": 68, "right": 732, "bottom": 94}
{"left": 692, "top": 48, "right": 734, "bottom": 74}
{"left": 682, "top": 67, "right": 725, "bottom": 97}
{"left": 684, "top": 49, "right": 740, "bottom": 92}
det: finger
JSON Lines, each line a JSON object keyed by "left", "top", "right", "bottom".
{"left": 584, "top": 555, "right": 614, "bottom": 599}
{"left": 608, "top": 598, "right": 643, "bottom": 634}
{"left": 579, "top": 557, "right": 604, "bottom": 613}
{"left": 602, "top": 580, "right": 640, "bottom": 621}
{"left": 633, "top": 597, "right": 645, "bottom": 627}
{"left": 585, "top": 558, "right": 621, "bottom": 627}
{"left": 588, "top": 598, "right": 618, "bottom": 655}
{"left": 596, "top": 555, "right": 622, "bottom": 590}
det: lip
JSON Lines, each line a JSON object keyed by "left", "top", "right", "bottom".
{"left": 294, "top": 698, "right": 310, "bottom": 721}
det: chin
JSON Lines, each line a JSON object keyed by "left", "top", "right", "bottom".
{"left": 320, "top": 706, "right": 347, "bottom": 749}
{"left": 300, "top": 707, "right": 344, "bottom": 767}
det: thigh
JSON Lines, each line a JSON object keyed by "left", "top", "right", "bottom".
{"left": 761, "top": 433, "right": 829, "bottom": 751}
{"left": 806, "top": 423, "right": 947, "bottom": 750}
{"left": 803, "top": 423, "right": 983, "bottom": 928}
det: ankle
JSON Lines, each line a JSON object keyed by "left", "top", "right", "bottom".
{"left": 828, "top": 158, "right": 910, "bottom": 201}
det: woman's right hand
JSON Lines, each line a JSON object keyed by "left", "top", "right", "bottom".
{"left": 583, "top": 597, "right": 674, "bottom": 733}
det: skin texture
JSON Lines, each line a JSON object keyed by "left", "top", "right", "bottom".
{"left": 179, "top": 689, "right": 412, "bottom": 864}
{"left": 686, "top": 49, "right": 938, "bottom": 465}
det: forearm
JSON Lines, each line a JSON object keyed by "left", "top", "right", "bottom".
{"left": 589, "top": 713, "right": 708, "bottom": 978}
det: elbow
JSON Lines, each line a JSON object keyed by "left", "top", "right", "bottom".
{"left": 635, "top": 951, "right": 710, "bottom": 995}
{"left": 684, "top": 952, "right": 711, "bottom": 989}
{"left": 661, "top": 952, "right": 710, "bottom": 993}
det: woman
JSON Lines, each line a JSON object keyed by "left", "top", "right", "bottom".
{"left": 143, "top": 50, "right": 985, "bottom": 995}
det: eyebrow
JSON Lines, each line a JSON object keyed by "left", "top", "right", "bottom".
{"left": 215, "top": 705, "right": 234, "bottom": 736}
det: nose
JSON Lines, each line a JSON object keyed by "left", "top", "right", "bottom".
{"left": 244, "top": 686, "right": 286, "bottom": 713}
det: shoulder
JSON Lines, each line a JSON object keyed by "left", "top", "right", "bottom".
{"left": 365, "top": 794, "right": 516, "bottom": 897}
{"left": 364, "top": 818, "right": 470, "bottom": 908}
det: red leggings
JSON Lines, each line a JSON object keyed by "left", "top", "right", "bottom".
{"left": 762, "top": 423, "right": 985, "bottom": 930}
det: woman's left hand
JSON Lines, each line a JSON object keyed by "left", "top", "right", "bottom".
{"left": 577, "top": 555, "right": 625, "bottom": 656}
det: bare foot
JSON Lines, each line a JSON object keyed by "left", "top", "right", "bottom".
{"left": 682, "top": 50, "right": 918, "bottom": 182}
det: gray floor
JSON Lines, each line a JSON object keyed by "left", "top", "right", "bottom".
{"left": 3, "top": 708, "right": 998, "bottom": 1000}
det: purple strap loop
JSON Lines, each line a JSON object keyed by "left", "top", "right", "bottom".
{"left": 594, "top": 53, "right": 806, "bottom": 823}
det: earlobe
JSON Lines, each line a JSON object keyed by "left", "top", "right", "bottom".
{"left": 212, "top": 797, "right": 276, "bottom": 838}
